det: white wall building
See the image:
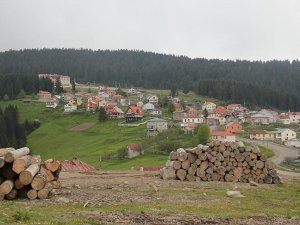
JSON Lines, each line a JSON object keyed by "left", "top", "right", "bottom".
{"left": 202, "top": 102, "right": 216, "bottom": 113}
{"left": 275, "top": 128, "right": 297, "bottom": 142}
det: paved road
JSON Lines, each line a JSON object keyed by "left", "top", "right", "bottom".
{"left": 238, "top": 137, "right": 299, "bottom": 165}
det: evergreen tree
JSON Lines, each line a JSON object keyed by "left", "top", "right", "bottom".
{"left": 203, "top": 108, "right": 209, "bottom": 119}
{"left": 71, "top": 80, "right": 76, "bottom": 92}
{"left": 55, "top": 77, "right": 64, "bottom": 94}
{"left": 168, "top": 102, "right": 175, "bottom": 113}
{"left": 116, "top": 88, "right": 127, "bottom": 97}
{"left": 170, "top": 85, "right": 178, "bottom": 98}
{"left": 196, "top": 124, "right": 210, "bottom": 145}
{"left": 98, "top": 107, "right": 108, "bottom": 122}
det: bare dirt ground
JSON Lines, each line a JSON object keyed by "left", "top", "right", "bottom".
{"left": 32, "top": 171, "right": 299, "bottom": 225}
{"left": 68, "top": 122, "right": 95, "bottom": 131}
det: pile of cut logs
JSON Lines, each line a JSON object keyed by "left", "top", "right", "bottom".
{"left": 0, "top": 147, "right": 61, "bottom": 200}
{"left": 160, "top": 141, "right": 281, "bottom": 184}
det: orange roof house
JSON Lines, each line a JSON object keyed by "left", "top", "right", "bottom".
{"left": 125, "top": 106, "right": 144, "bottom": 123}
{"left": 225, "top": 122, "right": 242, "bottom": 134}
{"left": 211, "top": 131, "right": 236, "bottom": 142}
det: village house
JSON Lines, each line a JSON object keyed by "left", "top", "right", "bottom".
{"left": 202, "top": 102, "right": 216, "bottom": 113}
{"left": 225, "top": 122, "right": 242, "bottom": 134}
{"left": 38, "top": 74, "right": 71, "bottom": 87}
{"left": 127, "top": 88, "right": 138, "bottom": 95}
{"left": 227, "top": 104, "right": 242, "bottom": 111}
{"left": 279, "top": 114, "right": 290, "bottom": 125}
{"left": 136, "top": 101, "right": 144, "bottom": 108}
{"left": 142, "top": 103, "right": 155, "bottom": 111}
{"left": 23, "top": 99, "right": 32, "bottom": 105}
{"left": 46, "top": 99, "right": 58, "bottom": 108}
{"left": 86, "top": 99, "right": 98, "bottom": 112}
{"left": 210, "top": 131, "right": 236, "bottom": 142}
{"left": 248, "top": 112, "right": 277, "bottom": 125}
{"left": 288, "top": 112, "right": 300, "bottom": 124}
{"left": 206, "top": 118, "right": 220, "bottom": 126}
{"left": 285, "top": 139, "right": 300, "bottom": 148}
{"left": 38, "top": 91, "right": 52, "bottom": 102}
{"left": 62, "top": 93, "right": 75, "bottom": 102}
{"left": 149, "top": 109, "right": 162, "bottom": 116}
{"left": 249, "top": 130, "right": 275, "bottom": 141}
{"left": 112, "top": 95, "right": 125, "bottom": 103}
{"left": 147, "top": 95, "right": 159, "bottom": 104}
{"left": 104, "top": 105, "right": 124, "bottom": 119}
{"left": 125, "top": 106, "right": 144, "bottom": 123}
{"left": 214, "top": 106, "right": 230, "bottom": 117}
{"left": 182, "top": 116, "right": 204, "bottom": 124}
{"left": 173, "top": 111, "right": 187, "bottom": 121}
{"left": 185, "top": 107, "right": 199, "bottom": 117}
{"left": 126, "top": 144, "right": 144, "bottom": 158}
{"left": 98, "top": 92, "right": 110, "bottom": 99}
{"left": 69, "top": 98, "right": 82, "bottom": 106}
{"left": 274, "top": 128, "right": 297, "bottom": 142}
{"left": 64, "top": 104, "right": 77, "bottom": 113}
{"left": 120, "top": 98, "right": 131, "bottom": 106}
{"left": 182, "top": 123, "right": 198, "bottom": 135}
{"left": 146, "top": 118, "right": 168, "bottom": 136}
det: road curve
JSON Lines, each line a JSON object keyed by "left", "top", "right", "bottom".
{"left": 238, "top": 137, "right": 299, "bottom": 165}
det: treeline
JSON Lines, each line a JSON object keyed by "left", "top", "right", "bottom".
{"left": 0, "top": 74, "right": 53, "bottom": 100}
{"left": 196, "top": 80, "right": 300, "bottom": 110}
{"left": 0, "top": 105, "right": 40, "bottom": 148}
{"left": 1, "top": 48, "right": 300, "bottom": 109}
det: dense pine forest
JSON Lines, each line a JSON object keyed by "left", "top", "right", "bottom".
{"left": 1, "top": 48, "right": 300, "bottom": 110}
{"left": 0, "top": 105, "right": 40, "bottom": 148}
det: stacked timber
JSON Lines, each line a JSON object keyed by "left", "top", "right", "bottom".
{"left": 0, "top": 147, "right": 61, "bottom": 200}
{"left": 160, "top": 141, "right": 281, "bottom": 184}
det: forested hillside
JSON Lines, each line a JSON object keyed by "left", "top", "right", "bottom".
{"left": 1, "top": 48, "right": 300, "bottom": 110}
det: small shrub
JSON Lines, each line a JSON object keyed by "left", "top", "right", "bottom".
{"left": 12, "top": 210, "right": 30, "bottom": 222}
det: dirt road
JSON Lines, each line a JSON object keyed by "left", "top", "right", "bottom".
{"left": 238, "top": 137, "right": 299, "bottom": 165}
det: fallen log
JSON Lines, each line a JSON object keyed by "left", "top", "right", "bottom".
{"left": 31, "top": 174, "right": 47, "bottom": 191}
{"left": 19, "top": 163, "right": 40, "bottom": 185}
{"left": 38, "top": 183, "right": 53, "bottom": 199}
{"left": 12, "top": 155, "right": 32, "bottom": 174}
{"left": 4, "top": 147, "right": 30, "bottom": 163}
{"left": 0, "top": 148, "right": 15, "bottom": 157}
{"left": 44, "top": 159, "right": 60, "bottom": 172}
{"left": 5, "top": 189, "right": 18, "bottom": 200}
{"left": 0, "top": 179, "right": 14, "bottom": 195}
{"left": 14, "top": 179, "right": 24, "bottom": 190}
{"left": 27, "top": 189, "right": 38, "bottom": 200}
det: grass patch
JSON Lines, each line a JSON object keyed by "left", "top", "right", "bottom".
{"left": 259, "top": 146, "right": 274, "bottom": 158}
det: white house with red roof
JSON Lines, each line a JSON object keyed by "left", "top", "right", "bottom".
{"left": 288, "top": 112, "right": 300, "bottom": 124}
{"left": 125, "top": 106, "right": 144, "bottom": 123}
{"left": 86, "top": 99, "right": 98, "bottom": 112}
{"left": 104, "top": 105, "right": 124, "bottom": 119}
{"left": 227, "top": 104, "right": 242, "bottom": 111}
{"left": 210, "top": 131, "right": 236, "bottom": 142}
{"left": 127, "top": 144, "right": 144, "bottom": 158}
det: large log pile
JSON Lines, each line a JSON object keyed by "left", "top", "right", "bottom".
{"left": 0, "top": 147, "right": 61, "bottom": 200}
{"left": 160, "top": 141, "right": 281, "bottom": 184}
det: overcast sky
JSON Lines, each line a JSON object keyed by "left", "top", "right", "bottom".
{"left": 0, "top": 0, "right": 299, "bottom": 60}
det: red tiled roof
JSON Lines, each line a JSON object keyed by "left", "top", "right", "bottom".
{"left": 186, "top": 107, "right": 198, "bottom": 113}
{"left": 211, "top": 131, "right": 234, "bottom": 136}
{"left": 127, "top": 144, "right": 140, "bottom": 151}
{"left": 215, "top": 106, "right": 229, "bottom": 115}
{"left": 250, "top": 130, "right": 267, "bottom": 135}
{"left": 128, "top": 106, "right": 144, "bottom": 116}
{"left": 61, "top": 160, "right": 96, "bottom": 172}
{"left": 227, "top": 104, "right": 241, "bottom": 108}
